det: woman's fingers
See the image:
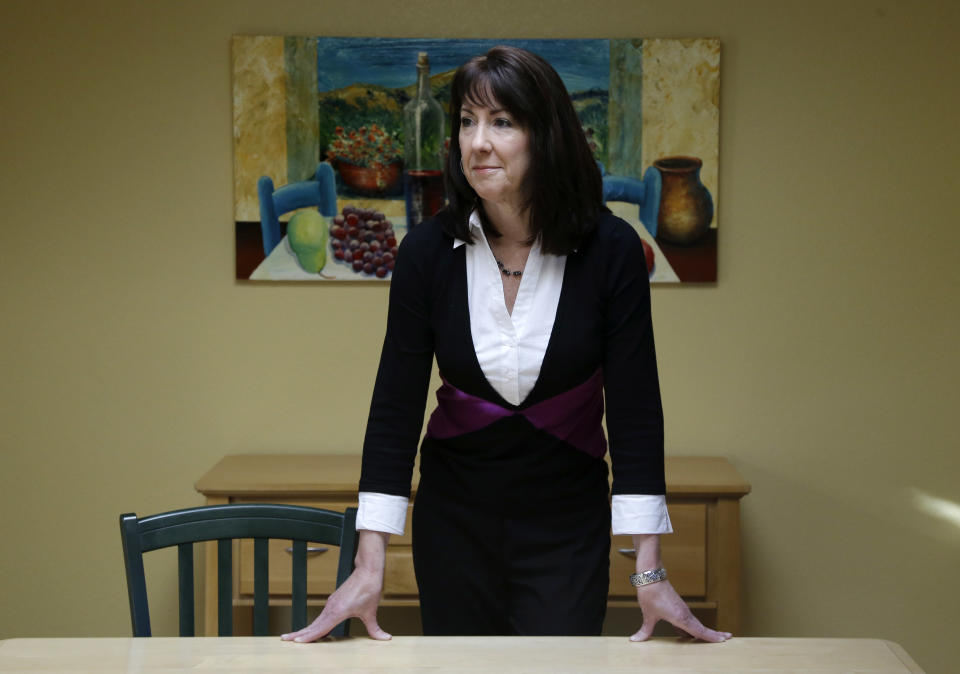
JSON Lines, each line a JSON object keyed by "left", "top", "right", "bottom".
{"left": 628, "top": 616, "right": 656, "bottom": 642}
{"left": 631, "top": 615, "right": 731, "bottom": 643}
{"left": 359, "top": 614, "right": 392, "bottom": 641}
{"left": 668, "top": 612, "right": 730, "bottom": 642}
{"left": 281, "top": 609, "right": 340, "bottom": 642}
{"left": 292, "top": 617, "right": 336, "bottom": 642}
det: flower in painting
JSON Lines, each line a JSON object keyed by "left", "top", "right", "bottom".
{"left": 327, "top": 125, "right": 402, "bottom": 168}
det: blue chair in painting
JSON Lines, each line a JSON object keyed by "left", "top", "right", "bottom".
{"left": 599, "top": 161, "right": 661, "bottom": 238}
{"left": 257, "top": 162, "right": 338, "bottom": 256}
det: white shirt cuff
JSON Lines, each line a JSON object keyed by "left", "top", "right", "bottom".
{"left": 611, "top": 494, "right": 673, "bottom": 535}
{"left": 356, "top": 492, "right": 409, "bottom": 535}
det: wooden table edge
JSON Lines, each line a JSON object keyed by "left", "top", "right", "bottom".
{"left": 882, "top": 639, "right": 926, "bottom": 673}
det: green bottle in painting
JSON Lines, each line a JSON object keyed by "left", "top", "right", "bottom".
{"left": 403, "top": 51, "right": 445, "bottom": 229}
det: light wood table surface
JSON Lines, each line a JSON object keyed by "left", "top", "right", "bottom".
{"left": 0, "top": 637, "right": 924, "bottom": 673}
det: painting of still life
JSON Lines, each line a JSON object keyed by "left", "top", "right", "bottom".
{"left": 233, "top": 36, "right": 720, "bottom": 282}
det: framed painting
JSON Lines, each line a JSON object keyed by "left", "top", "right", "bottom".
{"left": 233, "top": 36, "right": 720, "bottom": 282}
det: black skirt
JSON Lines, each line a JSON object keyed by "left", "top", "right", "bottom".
{"left": 411, "top": 415, "right": 611, "bottom": 636}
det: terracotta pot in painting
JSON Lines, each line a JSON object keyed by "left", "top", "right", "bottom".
{"left": 654, "top": 156, "right": 713, "bottom": 245}
{"left": 335, "top": 160, "right": 402, "bottom": 195}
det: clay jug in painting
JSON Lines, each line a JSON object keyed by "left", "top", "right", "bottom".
{"left": 654, "top": 156, "right": 713, "bottom": 245}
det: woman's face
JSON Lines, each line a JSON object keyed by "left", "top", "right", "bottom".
{"left": 458, "top": 98, "right": 531, "bottom": 210}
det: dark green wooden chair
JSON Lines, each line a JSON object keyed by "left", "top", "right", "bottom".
{"left": 119, "top": 503, "right": 358, "bottom": 637}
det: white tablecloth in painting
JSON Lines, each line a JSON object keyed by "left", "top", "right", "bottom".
{"left": 250, "top": 206, "right": 678, "bottom": 283}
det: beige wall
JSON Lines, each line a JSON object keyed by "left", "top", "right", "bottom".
{"left": 1, "top": 0, "right": 957, "bottom": 671}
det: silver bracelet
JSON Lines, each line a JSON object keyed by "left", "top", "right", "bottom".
{"left": 629, "top": 568, "right": 667, "bottom": 586}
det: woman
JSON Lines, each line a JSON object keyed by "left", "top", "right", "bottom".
{"left": 283, "top": 45, "right": 730, "bottom": 642}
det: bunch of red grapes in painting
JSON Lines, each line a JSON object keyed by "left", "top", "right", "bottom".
{"left": 329, "top": 205, "right": 399, "bottom": 278}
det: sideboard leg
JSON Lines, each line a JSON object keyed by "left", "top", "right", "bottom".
{"left": 708, "top": 498, "right": 741, "bottom": 634}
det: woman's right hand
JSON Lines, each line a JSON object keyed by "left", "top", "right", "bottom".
{"left": 281, "top": 530, "right": 392, "bottom": 642}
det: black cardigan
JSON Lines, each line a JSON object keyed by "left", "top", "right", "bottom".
{"left": 359, "top": 210, "right": 665, "bottom": 505}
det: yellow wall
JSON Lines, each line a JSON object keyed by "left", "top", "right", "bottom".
{"left": 1, "top": 1, "right": 957, "bottom": 671}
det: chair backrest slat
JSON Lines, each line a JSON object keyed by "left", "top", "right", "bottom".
{"left": 291, "top": 539, "right": 307, "bottom": 632}
{"left": 119, "top": 504, "right": 357, "bottom": 638}
{"left": 217, "top": 539, "right": 232, "bottom": 636}
{"left": 253, "top": 537, "right": 269, "bottom": 636}
{"left": 177, "top": 543, "right": 195, "bottom": 637}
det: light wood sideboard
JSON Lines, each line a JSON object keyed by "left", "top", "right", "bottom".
{"left": 195, "top": 454, "right": 750, "bottom": 636}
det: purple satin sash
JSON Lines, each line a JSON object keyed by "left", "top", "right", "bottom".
{"left": 425, "top": 369, "right": 608, "bottom": 459}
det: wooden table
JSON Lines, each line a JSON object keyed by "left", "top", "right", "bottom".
{"left": 195, "top": 454, "right": 750, "bottom": 636}
{"left": 0, "top": 637, "right": 925, "bottom": 672}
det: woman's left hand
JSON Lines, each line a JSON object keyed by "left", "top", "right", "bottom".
{"left": 630, "top": 579, "right": 732, "bottom": 642}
